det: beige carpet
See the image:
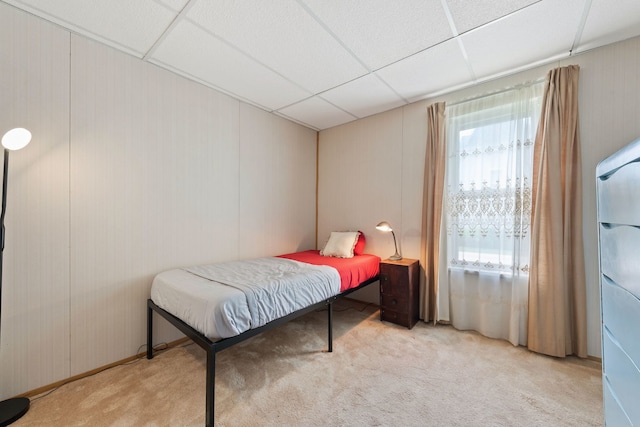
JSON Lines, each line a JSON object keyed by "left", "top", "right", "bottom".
{"left": 16, "top": 300, "right": 602, "bottom": 426}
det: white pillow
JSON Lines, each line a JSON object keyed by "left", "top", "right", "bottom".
{"left": 320, "top": 231, "right": 360, "bottom": 258}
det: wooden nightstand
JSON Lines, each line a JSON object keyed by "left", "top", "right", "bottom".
{"left": 379, "top": 258, "right": 420, "bottom": 329}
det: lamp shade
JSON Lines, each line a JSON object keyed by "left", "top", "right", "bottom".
{"left": 1, "top": 128, "right": 31, "bottom": 151}
{"left": 376, "top": 221, "right": 392, "bottom": 232}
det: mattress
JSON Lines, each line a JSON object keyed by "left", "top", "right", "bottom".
{"left": 278, "top": 250, "right": 381, "bottom": 291}
{"left": 150, "top": 252, "right": 380, "bottom": 340}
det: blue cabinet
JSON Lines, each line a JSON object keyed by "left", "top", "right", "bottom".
{"left": 596, "top": 137, "right": 640, "bottom": 426}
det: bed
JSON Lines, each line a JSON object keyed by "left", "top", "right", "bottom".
{"left": 146, "top": 231, "right": 380, "bottom": 426}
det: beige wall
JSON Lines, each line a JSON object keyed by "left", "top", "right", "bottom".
{"left": 319, "top": 35, "right": 640, "bottom": 358}
{"left": 0, "top": 4, "right": 316, "bottom": 398}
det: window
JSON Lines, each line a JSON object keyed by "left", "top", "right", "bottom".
{"left": 444, "top": 84, "right": 543, "bottom": 274}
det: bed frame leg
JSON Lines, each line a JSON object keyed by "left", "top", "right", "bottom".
{"left": 206, "top": 349, "right": 215, "bottom": 427}
{"left": 328, "top": 301, "right": 333, "bottom": 353}
{"left": 147, "top": 301, "right": 153, "bottom": 360}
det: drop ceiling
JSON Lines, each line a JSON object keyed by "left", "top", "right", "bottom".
{"left": 3, "top": 0, "right": 640, "bottom": 130}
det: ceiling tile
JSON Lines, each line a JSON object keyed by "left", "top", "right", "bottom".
{"left": 149, "top": 19, "right": 311, "bottom": 111}
{"left": 154, "top": 0, "right": 189, "bottom": 11}
{"left": 461, "top": 0, "right": 584, "bottom": 79}
{"left": 577, "top": 0, "right": 640, "bottom": 53}
{"left": 320, "top": 74, "right": 406, "bottom": 118}
{"left": 376, "top": 38, "right": 472, "bottom": 100}
{"left": 3, "top": 0, "right": 185, "bottom": 56}
{"left": 277, "top": 97, "right": 357, "bottom": 130}
{"left": 185, "top": 0, "right": 368, "bottom": 94}
{"left": 446, "top": 0, "right": 540, "bottom": 34}
{"left": 300, "top": 0, "right": 453, "bottom": 70}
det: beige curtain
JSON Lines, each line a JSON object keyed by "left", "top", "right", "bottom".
{"left": 528, "top": 65, "right": 587, "bottom": 357}
{"left": 420, "top": 102, "right": 446, "bottom": 322}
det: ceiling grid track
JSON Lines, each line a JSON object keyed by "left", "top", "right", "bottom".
{"left": 440, "top": 0, "right": 477, "bottom": 83}
{"left": 295, "top": 0, "right": 372, "bottom": 73}
{"left": 571, "top": 0, "right": 593, "bottom": 55}
{"left": 143, "top": 0, "right": 196, "bottom": 61}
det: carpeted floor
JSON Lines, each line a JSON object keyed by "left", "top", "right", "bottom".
{"left": 16, "top": 300, "right": 603, "bottom": 426}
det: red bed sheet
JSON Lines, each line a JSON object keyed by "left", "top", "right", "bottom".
{"left": 278, "top": 250, "right": 380, "bottom": 292}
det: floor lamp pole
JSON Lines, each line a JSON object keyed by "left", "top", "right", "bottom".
{"left": 0, "top": 147, "right": 30, "bottom": 426}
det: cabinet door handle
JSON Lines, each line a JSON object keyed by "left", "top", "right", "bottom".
{"left": 391, "top": 299, "right": 397, "bottom": 306}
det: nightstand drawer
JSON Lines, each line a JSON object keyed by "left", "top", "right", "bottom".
{"left": 380, "top": 293, "right": 409, "bottom": 313}
{"left": 381, "top": 308, "right": 413, "bottom": 329}
{"left": 379, "top": 270, "right": 410, "bottom": 295}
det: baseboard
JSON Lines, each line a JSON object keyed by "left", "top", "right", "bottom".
{"left": 587, "top": 355, "right": 602, "bottom": 364}
{"left": 20, "top": 337, "right": 191, "bottom": 399}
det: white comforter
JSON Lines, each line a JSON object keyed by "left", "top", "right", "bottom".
{"left": 150, "top": 257, "right": 340, "bottom": 340}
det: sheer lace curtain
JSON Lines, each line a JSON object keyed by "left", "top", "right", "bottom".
{"left": 439, "top": 83, "right": 543, "bottom": 346}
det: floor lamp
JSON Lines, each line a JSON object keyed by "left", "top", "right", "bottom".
{"left": 0, "top": 128, "right": 31, "bottom": 427}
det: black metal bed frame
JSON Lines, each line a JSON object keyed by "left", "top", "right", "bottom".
{"left": 146, "top": 275, "right": 379, "bottom": 427}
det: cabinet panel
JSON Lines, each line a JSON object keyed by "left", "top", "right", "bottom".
{"left": 601, "top": 276, "right": 640, "bottom": 369}
{"left": 602, "top": 329, "right": 640, "bottom": 423}
{"left": 597, "top": 161, "right": 640, "bottom": 226}
{"left": 603, "top": 379, "right": 632, "bottom": 427}
{"left": 599, "top": 224, "right": 640, "bottom": 299}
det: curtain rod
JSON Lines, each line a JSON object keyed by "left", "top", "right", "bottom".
{"left": 447, "top": 77, "right": 546, "bottom": 107}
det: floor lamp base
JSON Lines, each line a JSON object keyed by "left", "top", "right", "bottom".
{"left": 0, "top": 397, "right": 29, "bottom": 426}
